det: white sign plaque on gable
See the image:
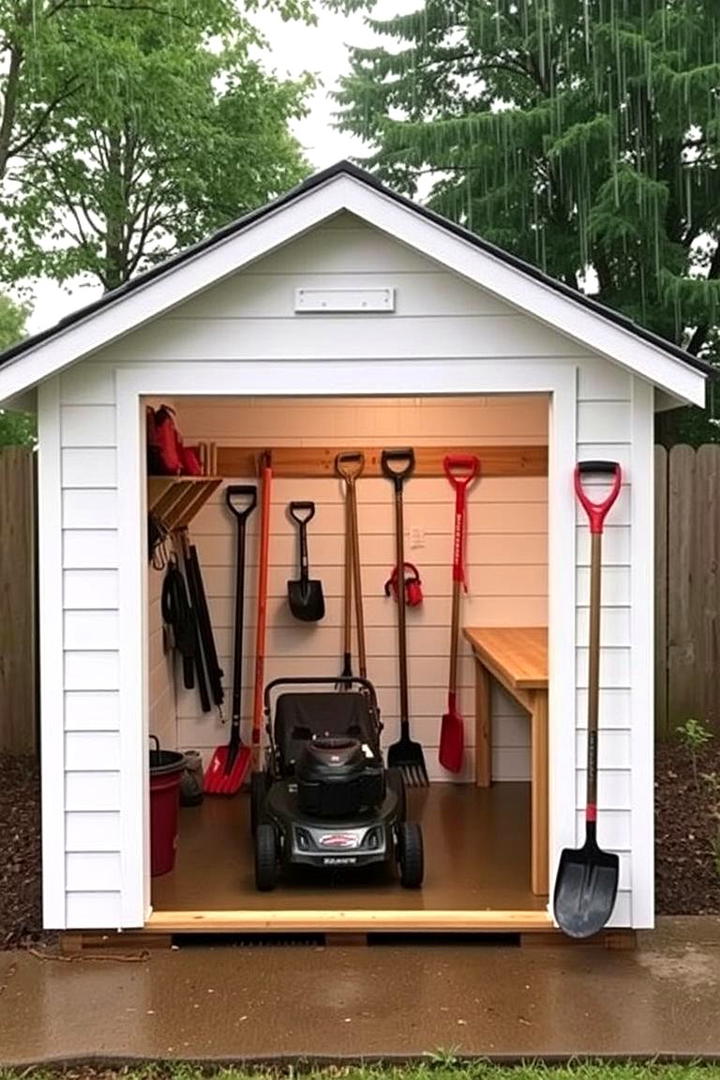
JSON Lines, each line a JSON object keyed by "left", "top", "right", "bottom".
{"left": 294, "top": 287, "right": 395, "bottom": 313}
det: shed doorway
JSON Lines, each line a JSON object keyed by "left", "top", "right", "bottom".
{"left": 145, "top": 392, "right": 550, "bottom": 931}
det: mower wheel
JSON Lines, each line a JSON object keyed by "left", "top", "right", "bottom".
{"left": 254, "top": 824, "right": 278, "bottom": 891}
{"left": 386, "top": 767, "right": 406, "bottom": 822}
{"left": 250, "top": 771, "right": 268, "bottom": 835}
{"left": 398, "top": 822, "right": 424, "bottom": 888}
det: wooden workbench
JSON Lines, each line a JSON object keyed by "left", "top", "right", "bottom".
{"left": 463, "top": 627, "right": 548, "bottom": 896}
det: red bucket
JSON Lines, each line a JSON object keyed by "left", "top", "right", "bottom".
{"left": 149, "top": 736, "right": 186, "bottom": 877}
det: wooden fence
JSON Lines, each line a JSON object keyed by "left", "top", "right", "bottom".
{"left": 0, "top": 446, "right": 36, "bottom": 754}
{"left": 655, "top": 443, "right": 720, "bottom": 738}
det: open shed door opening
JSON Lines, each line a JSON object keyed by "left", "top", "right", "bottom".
{"left": 144, "top": 391, "right": 550, "bottom": 933}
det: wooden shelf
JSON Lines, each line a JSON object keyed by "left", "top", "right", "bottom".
{"left": 148, "top": 476, "right": 221, "bottom": 533}
{"left": 216, "top": 445, "right": 547, "bottom": 479}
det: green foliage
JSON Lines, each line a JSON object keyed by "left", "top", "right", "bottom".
{"left": 677, "top": 717, "right": 713, "bottom": 791}
{"left": 0, "top": 294, "right": 35, "bottom": 446}
{"left": 0, "top": 1, "right": 313, "bottom": 290}
{"left": 332, "top": 0, "right": 720, "bottom": 381}
{"left": 0, "top": 293, "right": 27, "bottom": 350}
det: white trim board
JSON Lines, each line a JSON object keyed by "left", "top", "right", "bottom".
{"left": 114, "top": 361, "right": 576, "bottom": 927}
{"left": 0, "top": 172, "right": 706, "bottom": 407}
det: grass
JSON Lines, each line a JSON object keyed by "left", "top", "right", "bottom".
{"left": 5, "top": 1064, "right": 720, "bottom": 1080}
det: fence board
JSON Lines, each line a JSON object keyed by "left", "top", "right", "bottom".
{"left": 657, "top": 443, "right": 720, "bottom": 737}
{"left": 0, "top": 447, "right": 37, "bottom": 753}
{"left": 654, "top": 445, "right": 668, "bottom": 737}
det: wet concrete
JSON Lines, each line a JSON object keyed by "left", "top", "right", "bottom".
{"left": 2, "top": 917, "right": 720, "bottom": 1064}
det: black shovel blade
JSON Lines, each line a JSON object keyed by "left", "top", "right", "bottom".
{"left": 553, "top": 840, "right": 619, "bottom": 939}
{"left": 287, "top": 579, "right": 325, "bottom": 622}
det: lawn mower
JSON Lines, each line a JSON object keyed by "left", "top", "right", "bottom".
{"left": 250, "top": 676, "right": 424, "bottom": 892}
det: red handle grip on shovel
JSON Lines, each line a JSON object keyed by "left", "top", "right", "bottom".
{"left": 574, "top": 461, "right": 622, "bottom": 535}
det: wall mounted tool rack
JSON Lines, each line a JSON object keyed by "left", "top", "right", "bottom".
{"left": 213, "top": 445, "right": 548, "bottom": 479}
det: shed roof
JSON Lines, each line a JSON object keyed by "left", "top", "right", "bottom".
{"left": 0, "top": 160, "right": 710, "bottom": 406}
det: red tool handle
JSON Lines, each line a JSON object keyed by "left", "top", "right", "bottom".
{"left": 574, "top": 460, "right": 622, "bottom": 535}
{"left": 444, "top": 455, "right": 479, "bottom": 586}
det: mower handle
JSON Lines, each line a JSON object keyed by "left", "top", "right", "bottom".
{"left": 335, "top": 451, "right": 365, "bottom": 482}
{"left": 263, "top": 675, "right": 379, "bottom": 714}
{"left": 225, "top": 484, "right": 258, "bottom": 522}
{"left": 444, "top": 453, "right": 479, "bottom": 490}
{"left": 575, "top": 461, "right": 622, "bottom": 535}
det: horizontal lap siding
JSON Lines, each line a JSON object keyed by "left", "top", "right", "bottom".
{"left": 177, "top": 396, "right": 549, "bottom": 782}
{"left": 575, "top": 360, "right": 633, "bottom": 926}
{"left": 60, "top": 368, "right": 123, "bottom": 926}
{"left": 59, "top": 373, "right": 175, "bottom": 926}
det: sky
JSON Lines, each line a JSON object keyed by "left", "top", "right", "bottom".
{"left": 25, "top": 0, "right": 418, "bottom": 334}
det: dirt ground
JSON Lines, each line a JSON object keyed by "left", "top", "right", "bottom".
{"left": 0, "top": 754, "right": 43, "bottom": 947}
{"left": 655, "top": 741, "right": 720, "bottom": 915}
{"left": 2, "top": 740, "right": 720, "bottom": 947}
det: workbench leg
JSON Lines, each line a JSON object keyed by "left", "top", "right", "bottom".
{"left": 531, "top": 691, "right": 549, "bottom": 895}
{"left": 475, "top": 662, "right": 492, "bottom": 787}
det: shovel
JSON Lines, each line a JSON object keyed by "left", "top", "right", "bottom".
{"left": 204, "top": 485, "right": 257, "bottom": 795}
{"left": 554, "top": 460, "right": 622, "bottom": 937}
{"left": 382, "top": 448, "right": 428, "bottom": 787}
{"left": 287, "top": 501, "right": 325, "bottom": 622}
{"left": 439, "top": 454, "right": 479, "bottom": 773}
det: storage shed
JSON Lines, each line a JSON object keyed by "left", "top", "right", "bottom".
{"left": 0, "top": 162, "right": 710, "bottom": 936}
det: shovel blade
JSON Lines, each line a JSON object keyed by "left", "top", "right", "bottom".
{"left": 439, "top": 709, "right": 464, "bottom": 773}
{"left": 553, "top": 843, "right": 619, "bottom": 938}
{"left": 204, "top": 744, "right": 250, "bottom": 796}
{"left": 287, "top": 579, "right": 325, "bottom": 622}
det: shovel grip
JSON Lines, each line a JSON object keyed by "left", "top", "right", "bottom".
{"left": 381, "top": 448, "right": 415, "bottom": 491}
{"left": 575, "top": 461, "right": 621, "bottom": 535}
{"left": 335, "top": 451, "right": 365, "bottom": 482}
{"left": 226, "top": 484, "right": 258, "bottom": 522}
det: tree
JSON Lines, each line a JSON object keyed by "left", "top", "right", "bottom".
{"left": 0, "top": 0, "right": 313, "bottom": 287}
{"left": 0, "top": 293, "right": 34, "bottom": 446}
{"left": 331, "top": 0, "right": 720, "bottom": 378}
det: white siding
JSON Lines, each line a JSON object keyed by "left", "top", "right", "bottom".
{"left": 574, "top": 359, "right": 633, "bottom": 927}
{"left": 41, "top": 212, "right": 651, "bottom": 929}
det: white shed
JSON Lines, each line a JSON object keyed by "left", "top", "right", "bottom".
{"left": 0, "top": 162, "right": 709, "bottom": 937}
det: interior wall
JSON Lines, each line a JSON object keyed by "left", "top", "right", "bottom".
{"left": 147, "top": 398, "right": 176, "bottom": 749}
{"left": 166, "top": 393, "right": 548, "bottom": 782}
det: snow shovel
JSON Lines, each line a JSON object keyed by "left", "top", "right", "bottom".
{"left": 382, "top": 448, "right": 427, "bottom": 787}
{"left": 554, "top": 460, "right": 622, "bottom": 938}
{"left": 204, "top": 485, "right": 257, "bottom": 795}
{"left": 287, "top": 501, "right": 325, "bottom": 622}
{"left": 336, "top": 452, "right": 367, "bottom": 678}
{"left": 439, "top": 454, "right": 479, "bottom": 773}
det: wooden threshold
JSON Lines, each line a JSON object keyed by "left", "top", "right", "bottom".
{"left": 146, "top": 908, "right": 553, "bottom": 933}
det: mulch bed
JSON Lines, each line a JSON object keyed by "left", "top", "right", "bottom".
{"left": 0, "top": 753, "right": 44, "bottom": 947}
{"left": 1, "top": 742, "right": 719, "bottom": 945}
{"left": 655, "top": 740, "right": 720, "bottom": 915}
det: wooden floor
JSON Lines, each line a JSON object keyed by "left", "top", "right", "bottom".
{"left": 152, "top": 783, "right": 547, "bottom": 914}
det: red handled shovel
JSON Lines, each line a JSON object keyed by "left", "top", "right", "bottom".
{"left": 554, "top": 460, "right": 622, "bottom": 937}
{"left": 439, "top": 454, "right": 479, "bottom": 773}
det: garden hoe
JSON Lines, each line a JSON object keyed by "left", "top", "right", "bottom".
{"left": 205, "top": 485, "right": 257, "bottom": 795}
{"left": 439, "top": 454, "right": 479, "bottom": 773}
{"left": 554, "top": 460, "right": 622, "bottom": 937}
{"left": 336, "top": 452, "right": 367, "bottom": 679}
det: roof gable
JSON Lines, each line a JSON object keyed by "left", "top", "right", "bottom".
{"left": 0, "top": 161, "right": 708, "bottom": 406}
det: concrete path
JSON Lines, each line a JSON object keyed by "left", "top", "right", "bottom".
{"left": 2, "top": 918, "right": 720, "bottom": 1065}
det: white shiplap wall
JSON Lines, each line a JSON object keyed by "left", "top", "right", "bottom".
{"left": 173, "top": 395, "right": 548, "bottom": 782}
{"left": 574, "top": 359, "right": 634, "bottom": 925}
{"left": 41, "top": 211, "right": 645, "bottom": 928}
